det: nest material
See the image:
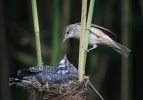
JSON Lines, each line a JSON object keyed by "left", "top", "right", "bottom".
{"left": 28, "top": 76, "right": 89, "bottom": 100}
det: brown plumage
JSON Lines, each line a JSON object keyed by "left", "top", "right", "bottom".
{"left": 62, "top": 23, "right": 131, "bottom": 57}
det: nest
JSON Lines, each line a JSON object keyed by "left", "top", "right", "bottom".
{"left": 28, "top": 76, "right": 89, "bottom": 100}
{"left": 9, "top": 55, "right": 104, "bottom": 99}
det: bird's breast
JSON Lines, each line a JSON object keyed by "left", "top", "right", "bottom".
{"left": 88, "top": 33, "right": 102, "bottom": 45}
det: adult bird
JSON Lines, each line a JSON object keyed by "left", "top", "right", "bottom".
{"left": 62, "top": 23, "right": 131, "bottom": 57}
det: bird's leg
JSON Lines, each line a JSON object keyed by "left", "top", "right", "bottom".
{"left": 86, "top": 44, "right": 97, "bottom": 52}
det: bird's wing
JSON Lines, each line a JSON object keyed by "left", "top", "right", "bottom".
{"left": 28, "top": 66, "right": 44, "bottom": 73}
{"left": 17, "top": 69, "right": 37, "bottom": 77}
{"left": 76, "top": 23, "right": 117, "bottom": 39}
{"left": 17, "top": 66, "right": 58, "bottom": 77}
{"left": 90, "top": 24, "right": 117, "bottom": 38}
{"left": 17, "top": 66, "right": 44, "bottom": 77}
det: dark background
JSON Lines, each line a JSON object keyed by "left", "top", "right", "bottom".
{"left": 0, "top": 0, "right": 142, "bottom": 100}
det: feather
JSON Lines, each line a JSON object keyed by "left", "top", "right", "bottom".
{"left": 112, "top": 41, "right": 131, "bottom": 57}
{"left": 76, "top": 23, "right": 117, "bottom": 39}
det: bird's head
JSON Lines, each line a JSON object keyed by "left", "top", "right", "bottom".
{"left": 57, "top": 54, "right": 70, "bottom": 74}
{"left": 62, "top": 24, "right": 80, "bottom": 43}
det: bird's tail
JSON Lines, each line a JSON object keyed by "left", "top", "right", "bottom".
{"left": 112, "top": 41, "right": 131, "bottom": 57}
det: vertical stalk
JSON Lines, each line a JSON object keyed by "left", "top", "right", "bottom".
{"left": 84, "top": 0, "right": 95, "bottom": 68}
{"left": 78, "top": 0, "right": 87, "bottom": 81}
{"left": 78, "top": 0, "right": 95, "bottom": 81}
{"left": 0, "top": 0, "right": 11, "bottom": 99}
{"left": 51, "top": 0, "right": 60, "bottom": 66}
{"left": 128, "top": 2, "right": 133, "bottom": 100}
{"left": 31, "top": 0, "right": 43, "bottom": 66}
{"left": 121, "top": 0, "right": 130, "bottom": 99}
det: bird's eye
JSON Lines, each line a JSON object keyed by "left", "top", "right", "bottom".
{"left": 67, "top": 31, "right": 69, "bottom": 34}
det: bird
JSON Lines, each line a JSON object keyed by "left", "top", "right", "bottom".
{"left": 9, "top": 54, "right": 78, "bottom": 86}
{"left": 62, "top": 23, "right": 131, "bottom": 57}
{"left": 57, "top": 54, "right": 78, "bottom": 75}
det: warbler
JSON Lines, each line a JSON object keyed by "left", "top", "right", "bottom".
{"left": 62, "top": 23, "right": 131, "bottom": 57}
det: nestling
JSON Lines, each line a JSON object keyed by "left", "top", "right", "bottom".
{"left": 62, "top": 23, "right": 131, "bottom": 57}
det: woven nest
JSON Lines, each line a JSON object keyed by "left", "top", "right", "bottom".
{"left": 28, "top": 76, "right": 89, "bottom": 100}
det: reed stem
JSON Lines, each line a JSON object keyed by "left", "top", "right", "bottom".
{"left": 78, "top": 0, "right": 87, "bottom": 81}
{"left": 84, "top": 0, "right": 95, "bottom": 69}
{"left": 78, "top": 0, "right": 95, "bottom": 81}
{"left": 31, "top": 0, "right": 43, "bottom": 66}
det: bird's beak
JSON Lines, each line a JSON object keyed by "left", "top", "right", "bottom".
{"left": 62, "top": 36, "right": 67, "bottom": 44}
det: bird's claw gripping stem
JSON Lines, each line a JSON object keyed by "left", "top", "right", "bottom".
{"left": 85, "top": 44, "right": 97, "bottom": 53}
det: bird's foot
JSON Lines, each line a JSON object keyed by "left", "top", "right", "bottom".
{"left": 86, "top": 44, "right": 97, "bottom": 52}
{"left": 86, "top": 50, "right": 90, "bottom": 53}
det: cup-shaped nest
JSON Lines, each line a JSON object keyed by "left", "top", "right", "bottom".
{"left": 28, "top": 76, "right": 89, "bottom": 100}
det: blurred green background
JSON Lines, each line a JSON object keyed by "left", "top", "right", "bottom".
{"left": 0, "top": 0, "right": 142, "bottom": 100}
